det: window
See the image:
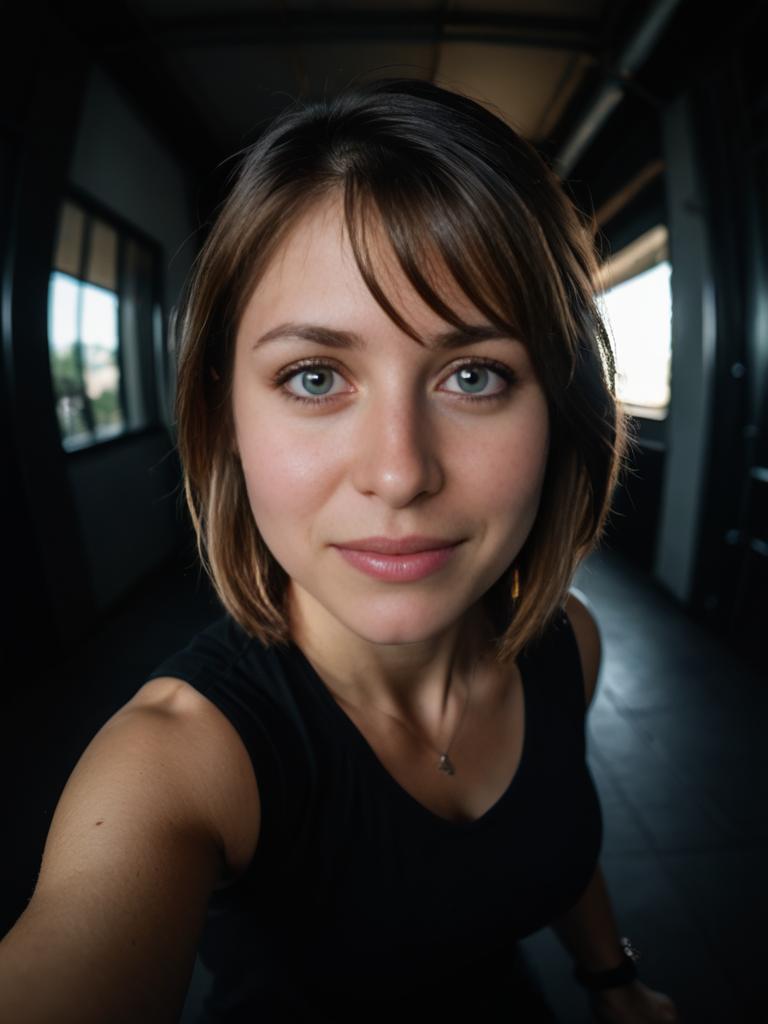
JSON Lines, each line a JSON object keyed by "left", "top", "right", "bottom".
{"left": 48, "top": 197, "right": 160, "bottom": 451}
{"left": 596, "top": 225, "right": 672, "bottom": 419}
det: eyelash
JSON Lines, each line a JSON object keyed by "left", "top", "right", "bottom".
{"left": 272, "top": 357, "right": 517, "bottom": 407}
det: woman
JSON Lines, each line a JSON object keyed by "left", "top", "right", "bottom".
{"left": 0, "top": 78, "right": 679, "bottom": 1023}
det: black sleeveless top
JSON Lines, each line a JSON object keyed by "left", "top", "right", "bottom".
{"left": 146, "top": 606, "right": 602, "bottom": 1022}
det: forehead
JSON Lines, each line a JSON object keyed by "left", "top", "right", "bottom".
{"left": 237, "top": 193, "right": 489, "bottom": 339}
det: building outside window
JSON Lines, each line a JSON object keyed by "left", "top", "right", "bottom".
{"left": 597, "top": 224, "right": 672, "bottom": 420}
{"left": 47, "top": 196, "right": 160, "bottom": 451}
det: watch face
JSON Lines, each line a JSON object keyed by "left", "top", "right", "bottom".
{"left": 620, "top": 936, "right": 641, "bottom": 961}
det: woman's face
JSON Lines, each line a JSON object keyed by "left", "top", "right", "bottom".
{"left": 232, "top": 194, "right": 550, "bottom": 648}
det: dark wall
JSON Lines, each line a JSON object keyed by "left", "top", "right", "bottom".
{"left": 1, "top": 4, "right": 196, "bottom": 670}
{"left": 564, "top": 1, "right": 768, "bottom": 673}
{"left": 1, "top": 2, "right": 95, "bottom": 661}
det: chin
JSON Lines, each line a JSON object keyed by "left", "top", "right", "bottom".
{"left": 353, "top": 629, "right": 442, "bottom": 649}
{"left": 289, "top": 576, "right": 470, "bottom": 646}
{"left": 337, "top": 605, "right": 461, "bottom": 647}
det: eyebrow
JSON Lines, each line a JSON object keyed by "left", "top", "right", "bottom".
{"left": 251, "top": 321, "right": 520, "bottom": 351}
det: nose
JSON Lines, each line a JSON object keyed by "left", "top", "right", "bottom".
{"left": 350, "top": 386, "right": 444, "bottom": 507}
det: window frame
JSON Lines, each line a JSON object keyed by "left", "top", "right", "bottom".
{"left": 597, "top": 224, "right": 672, "bottom": 421}
{"left": 48, "top": 186, "right": 166, "bottom": 455}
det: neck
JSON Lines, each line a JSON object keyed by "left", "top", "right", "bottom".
{"left": 286, "top": 587, "right": 497, "bottom": 725}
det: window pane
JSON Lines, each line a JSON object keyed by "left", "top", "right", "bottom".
{"left": 600, "top": 260, "right": 672, "bottom": 413}
{"left": 86, "top": 218, "right": 118, "bottom": 291}
{"left": 48, "top": 197, "right": 159, "bottom": 449}
{"left": 53, "top": 202, "right": 85, "bottom": 277}
{"left": 48, "top": 271, "right": 89, "bottom": 441}
{"left": 81, "top": 282, "right": 123, "bottom": 438}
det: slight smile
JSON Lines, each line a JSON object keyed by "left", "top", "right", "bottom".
{"left": 331, "top": 538, "right": 464, "bottom": 582}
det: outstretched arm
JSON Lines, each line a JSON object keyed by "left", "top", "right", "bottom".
{"left": 551, "top": 861, "right": 628, "bottom": 973}
{"left": 550, "top": 862, "right": 678, "bottom": 1023}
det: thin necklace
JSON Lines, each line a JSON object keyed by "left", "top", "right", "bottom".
{"left": 335, "top": 667, "right": 474, "bottom": 776}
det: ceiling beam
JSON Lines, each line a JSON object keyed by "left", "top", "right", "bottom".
{"left": 114, "top": 10, "right": 599, "bottom": 54}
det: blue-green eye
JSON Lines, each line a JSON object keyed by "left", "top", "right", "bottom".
{"left": 444, "top": 364, "right": 508, "bottom": 398}
{"left": 440, "top": 360, "right": 516, "bottom": 402}
{"left": 295, "top": 367, "right": 337, "bottom": 397}
{"left": 460, "top": 366, "right": 488, "bottom": 393}
{"left": 275, "top": 358, "right": 515, "bottom": 406}
{"left": 275, "top": 363, "right": 347, "bottom": 404}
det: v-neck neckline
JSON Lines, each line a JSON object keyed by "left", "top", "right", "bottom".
{"left": 288, "top": 643, "right": 533, "bottom": 832}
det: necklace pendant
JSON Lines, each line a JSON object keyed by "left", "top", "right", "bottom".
{"left": 438, "top": 753, "right": 455, "bottom": 775}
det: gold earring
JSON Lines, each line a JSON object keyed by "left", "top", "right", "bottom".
{"left": 511, "top": 566, "right": 520, "bottom": 601}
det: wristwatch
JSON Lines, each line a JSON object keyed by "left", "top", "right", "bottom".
{"left": 572, "top": 937, "right": 641, "bottom": 991}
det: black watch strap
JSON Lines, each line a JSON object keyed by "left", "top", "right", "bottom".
{"left": 572, "top": 937, "right": 641, "bottom": 991}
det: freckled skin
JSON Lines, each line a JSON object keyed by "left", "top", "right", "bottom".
{"left": 231, "top": 194, "right": 550, "bottom": 700}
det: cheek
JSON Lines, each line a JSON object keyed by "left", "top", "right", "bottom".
{"left": 457, "top": 395, "right": 550, "bottom": 513}
{"left": 233, "top": 372, "right": 550, "bottom": 531}
{"left": 235, "top": 408, "right": 340, "bottom": 527}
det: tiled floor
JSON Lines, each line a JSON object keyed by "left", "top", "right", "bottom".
{"left": 4, "top": 546, "right": 765, "bottom": 1021}
{"left": 520, "top": 546, "right": 767, "bottom": 1022}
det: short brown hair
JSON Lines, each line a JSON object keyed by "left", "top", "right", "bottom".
{"left": 175, "top": 77, "right": 630, "bottom": 664}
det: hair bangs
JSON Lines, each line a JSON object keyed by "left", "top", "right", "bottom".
{"left": 341, "top": 168, "right": 523, "bottom": 350}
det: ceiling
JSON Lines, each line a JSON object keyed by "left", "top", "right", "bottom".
{"left": 125, "top": 0, "right": 615, "bottom": 151}
{"left": 65, "top": 0, "right": 692, "bottom": 181}
{"left": 61, "top": 0, "right": 767, "bottom": 240}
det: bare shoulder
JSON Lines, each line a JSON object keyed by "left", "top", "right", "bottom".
{"left": 563, "top": 589, "right": 602, "bottom": 709}
{"left": 126, "top": 677, "right": 261, "bottom": 885}
{"left": 0, "top": 679, "right": 256, "bottom": 1021}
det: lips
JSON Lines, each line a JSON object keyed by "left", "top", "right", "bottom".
{"left": 333, "top": 542, "right": 461, "bottom": 582}
{"left": 333, "top": 535, "right": 462, "bottom": 555}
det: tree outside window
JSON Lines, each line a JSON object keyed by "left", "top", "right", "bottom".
{"left": 47, "top": 198, "right": 159, "bottom": 450}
